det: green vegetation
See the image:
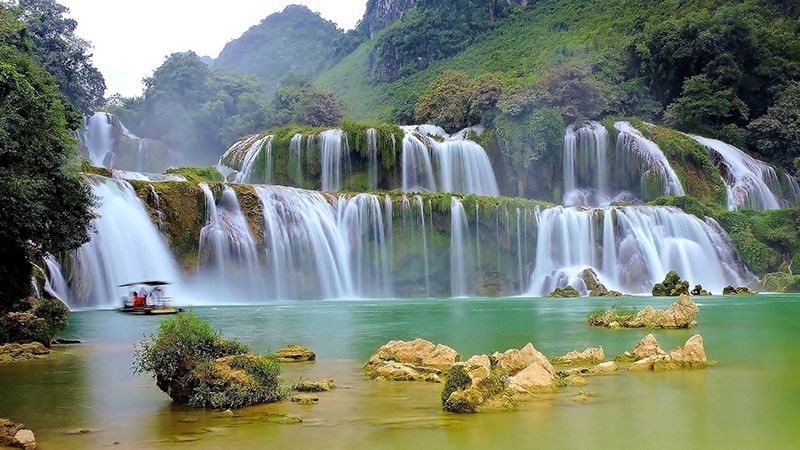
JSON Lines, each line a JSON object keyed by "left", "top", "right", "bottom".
{"left": 0, "top": 6, "right": 94, "bottom": 312}
{"left": 269, "top": 81, "right": 344, "bottom": 127}
{"left": 717, "top": 208, "right": 800, "bottom": 275}
{"left": 215, "top": 5, "right": 345, "bottom": 96}
{"left": 165, "top": 167, "right": 224, "bottom": 183}
{"left": 587, "top": 305, "right": 638, "bottom": 327}
{"left": 441, "top": 365, "right": 472, "bottom": 412}
{"left": 133, "top": 312, "right": 283, "bottom": 409}
{"left": 5, "top": 0, "right": 106, "bottom": 113}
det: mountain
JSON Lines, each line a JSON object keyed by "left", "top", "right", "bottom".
{"left": 215, "top": 4, "right": 345, "bottom": 95}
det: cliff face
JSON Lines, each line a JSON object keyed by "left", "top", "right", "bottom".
{"left": 358, "top": 0, "right": 418, "bottom": 37}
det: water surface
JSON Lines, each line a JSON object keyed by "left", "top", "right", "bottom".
{"left": 1, "top": 295, "right": 798, "bottom": 449}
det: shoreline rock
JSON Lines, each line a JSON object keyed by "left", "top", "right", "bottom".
{"left": 554, "top": 347, "right": 604, "bottom": 366}
{"left": 0, "top": 342, "right": 49, "bottom": 365}
{"left": 629, "top": 335, "right": 708, "bottom": 371}
{"left": 0, "top": 419, "right": 36, "bottom": 450}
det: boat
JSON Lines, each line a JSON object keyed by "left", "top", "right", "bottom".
{"left": 117, "top": 281, "right": 183, "bottom": 315}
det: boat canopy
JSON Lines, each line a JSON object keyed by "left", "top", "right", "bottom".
{"left": 118, "top": 281, "right": 171, "bottom": 287}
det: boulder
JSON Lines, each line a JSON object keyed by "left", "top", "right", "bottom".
{"left": 548, "top": 286, "right": 580, "bottom": 298}
{"left": 290, "top": 394, "right": 319, "bottom": 405}
{"left": 554, "top": 347, "right": 605, "bottom": 365}
{"left": 691, "top": 284, "right": 711, "bottom": 296}
{"left": 651, "top": 271, "right": 690, "bottom": 296}
{"left": 633, "top": 334, "right": 665, "bottom": 360}
{"left": 274, "top": 344, "right": 315, "bottom": 362}
{"left": 507, "top": 360, "right": 557, "bottom": 393}
{"left": 442, "top": 356, "right": 513, "bottom": 413}
{"left": 0, "top": 419, "right": 36, "bottom": 450}
{"left": 493, "top": 343, "right": 555, "bottom": 376}
{"left": 606, "top": 290, "right": 624, "bottom": 297}
{"left": 629, "top": 335, "right": 708, "bottom": 371}
{"left": 590, "top": 361, "right": 618, "bottom": 373}
{"left": 723, "top": 286, "right": 756, "bottom": 296}
{"left": 580, "top": 268, "right": 608, "bottom": 297}
{"left": 364, "top": 339, "right": 459, "bottom": 381}
{"left": 293, "top": 378, "right": 335, "bottom": 392}
{"left": 627, "top": 294, "right": 699, "bottom": 329}
{"left": 0, "top": 342, "right": 49, "bottom": 365}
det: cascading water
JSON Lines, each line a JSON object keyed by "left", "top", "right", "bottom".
{"left": 366, "top": 129, "right": 378, "bottom": 190}
{"left": 197, "top": 184, "right": 261, "bottom": 298}
{"left": 290, "top": 133, "right": 304, "bottom": 185}
{"left": 319, "top": 129, "right": 351, "bottom": 192}
{"left": 562, "top": 121, "right": 611, "bottom": 205}
{"left": 614, "top": 121, "right": 684, "bottom": 199}
{"left": 527, "top": 206, "right": 751, "bottom": 296}
{"left": 236, "top": 136, "right": 273, "bottom": 184}
{"left": 44, "top": 255, "right": 70, "bottom": 302}
{"left": 450, "top": 197, "right": 473, "bottom": 297}
{"left": 68, "top": 177, "right": 182, "bottom": 308}
{"left": 82, "top": 112, "right": 115, "bottom": 167}
{"left": 401, "top": 126, "right": 499, "bottom": 195}
{"left": 690, "top": 135, "right": 798, "bottom": 210}
{"left": 337, "top": 193, "right": 393, "bottom": 297}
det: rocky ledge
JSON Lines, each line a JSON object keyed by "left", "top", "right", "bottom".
{"left": 588, "top": 294, "right": 699, "bottom": 329}
{"left": 274, "top": 344, "right": 316, "bottom": 362}
{"left": 554, "top": 347, "right": 605, "bottom": 365}
{"left": 0, "top": 419, "right": 36, "bottom": 450}
{"left": 0, "top": 342, "right": 49, "bottom": 365}
{"left": 364, "top": 338, "right": 460, "bottom": 382}
{"left": 616, "top": 334, "right": 708, "bottom": 371}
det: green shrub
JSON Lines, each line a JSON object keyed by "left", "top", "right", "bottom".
{"left": 165, "top": 167, "right": 225, "bottom": 183}
{"left": 133, "top": 312, "right": 283, "bottom": 408}
{"left": 441, "top": 365, "right": 471, "bottom": 405}
{"left": 0, "top": 312, "right": 50, "bottom": 346}
{"left": 32, "top": 298, "right": 70, "bottom": 340}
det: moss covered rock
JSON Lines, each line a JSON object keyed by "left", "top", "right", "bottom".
{"left": 547, "top": 286, "right": 580, "bottom": 298}
{"left": 651, "top": 271, "right": 690, "bottom": 296}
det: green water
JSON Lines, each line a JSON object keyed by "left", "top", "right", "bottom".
{"left": 1, "top": 295, "right": 799, "bottom": 449}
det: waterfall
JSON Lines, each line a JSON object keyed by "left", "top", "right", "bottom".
{"left": 433, "top": 140, "right": 500, "bottom": 195}
{"left": 235, "top": 136, "right": 273, "bottom": 184}
{"left": 337, "top": 193, "right": 393, "bottom": 297}
{"left": 690, "top": 135, "right": 798, "bottom": 210}
{"left": 68, "top": 177, "right": 182, "bottom": 308}
{"left": 401, "top": 133, "right": 436, "bottom": 192}
{"left": 319, "top": 129, "right": 350, "bottom": 192}
{"left": 43, "top": 255, "right": 70, "bottom": 303}
{"left": 527, "top": 206, "right": 750, "bottom": 296}
{"left": 401, "top": 125, "right": 499, "bottom": 195}
{"left": 562, "top": 121, "right": 610, "bottom": 205}
{"left": 415, "top": 195, "right": 431, "bottom": 297}
{"left": 614, "top": 121, "right": 685, "bottom": 199}
{"left": 82, "top": 112, "right": 115, "bottom": 167}
{"left": 367, "top": 128, "right": 378, "bottom": 190}
{"left": 450, "top": 197, "right": 473, "bottom": 297}
{"left": 290, "top": 133, "right": 304, "bottom": 185}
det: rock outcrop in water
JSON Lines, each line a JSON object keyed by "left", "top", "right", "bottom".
{"left": 723, "top": 286, "right": 757, "bottom": 295}
{"left": 589, "top": 294, "right": 699, "bottom": 329}
{"left": 630, "top": 335, "right": 708, "bottom": 371}
{"left": 554, "top": 347, "right": 605, "bottom": 365}
{"left": 274, "top": 345, "right": 316, "bottom": 362}
{"left": 651, "top": 271, "right": 690, "bottom": 296}
{"left": 364, "top": 339, "right": 460, "bottom": 382}
{"left": 0, "top": 343, "right": 49, "bottom": 365}
{"left": 548, "top": 286, "right": 580, "bottom": 298}
{"left": 0, "top": 418, "right": 36, "bottom": 450}
{"left": 691, "top": 284, "right": 711, "bottom": 296}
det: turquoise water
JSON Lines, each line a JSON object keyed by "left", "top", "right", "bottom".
{"left": 1, "top": 295, "right": 799, "bottom": 449}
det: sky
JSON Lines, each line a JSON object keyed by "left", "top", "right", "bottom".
{"left": 60, "top": 0, "right": 367, "bottom": 97}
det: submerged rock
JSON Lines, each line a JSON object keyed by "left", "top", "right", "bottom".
{"left": 651, "top": 271, "right": 690, "bottom": 296}
{"left": 293, "top": 378, "right": 335, "bottom": 392}
{"left": 290, "top": 394, "right": 319, "bottom": 405}
{"left": 364, "top": 339, "right": 459, "bottom": 381}
{"left": 554, "top": 347, "right": 605, "bottom": 366}
{"left": 548, "top": 286, "right": 580, "bottom": 298}
{"left": 0, "top": 419, "right": 36, "bottom": 450}
{"left": 0, "top": 342, "right": 49, "bottom": 365}
{"left": 274, "top": 344, "right": 316, "bottom": 362}
{"left": 630, "top": 335, "right": 707, "bottom": 371}
{"left": 722, "top": 286, "right": 757, "bottom": 296}
{"left": 590, "top": 294, "right": 699, "bottom": 329}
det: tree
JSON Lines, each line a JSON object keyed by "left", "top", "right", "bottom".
{"left": 664, "top": 74, "right": 749, "bottom": 131}
{"left": 535, "top": 60, "right": 604, "bottom": 122}
{"left": 268, "top": 81, "right": 344, "bottom": 127}
{"left": 748, "top": 81, "right": 800, "bottom": 167}
{"left": 0, "top": 7, "right": 94, "bottom": 310}
{"left": 7, "top": 0, "right": 106, "bottom": 113}
{"left": 415, "top": 70, "right": 471, "bottom": 131}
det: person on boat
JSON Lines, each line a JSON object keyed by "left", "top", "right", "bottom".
{"left": 149, "top": 287, "right": 164, "bottom": 305}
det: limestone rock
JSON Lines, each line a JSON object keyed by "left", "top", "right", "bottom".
{"left": 691, "top": 284, "right": 711, "bottom": 296}
{"left": 629, "top": 334, "right": 708, "bottom": 371}
{"left": 548, "top": 286, "right": 580, "bottom": 298}
{"left": 580, "top": 268, "right": 609, "bottom": 297}
{"left": 651, "top": 271, "right": 690, "bottom": 296}
{"left": 633, "top": 334, "right": 665, "bottom": 360}
{"left": 290, "top": 394, "right": 319, "bottom": 405}
{"left": 590, "top": 361, "right": 618, "bottom": 373}
{"left": 627, "top": 294, "right": 699, "bottom": 329}
{"left": 0, "top": 342, "right": 49, "bottom": 365}
{"left": 554, "top": 347, "right": 604, "bottom": 365}
{"left": 508, "top": 361, "right": 557, "bottom": 393}
{"left": 364, "top": 339, "right": 459, "bottom": 381}
{"left": 0, "top": 419, "right": 36, "bottom": 450}
{"left": 13, "top": 430, "right": 35, "bottom": 450}
{"left": 723, "top": 286, "right": 756, "bottom": 296}
{"left": 493, "top": 343, "right": 555, "bottom": 377}
{"left": 442, "top": 357, "right": 513, "bottom": 414}
{"left": 293, "top": 378, "right": 335, "bottom": 392}
{"left": 274, "top": 344, "right": 315, "bottom": 362}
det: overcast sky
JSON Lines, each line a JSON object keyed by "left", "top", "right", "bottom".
{"left": 60, "top": 0, "right": 367, "bottom": 97}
